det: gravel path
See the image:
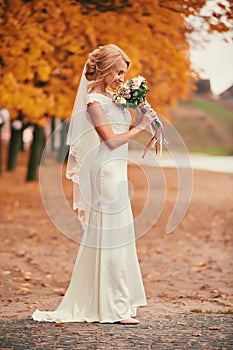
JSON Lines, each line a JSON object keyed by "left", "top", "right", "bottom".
{"left": 0, "top": 314, "right": 233, "bottom": 349}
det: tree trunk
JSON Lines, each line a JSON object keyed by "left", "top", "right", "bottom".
{"left": 26, "top": 125, "right": 46, "bottom": 181}
{"left": 57, "top": 120, "right": 69, "bottom": 163}
{"left": 51, "top": 117, "right": 56, "bottom": 151}
{"left": 0, "top": 126, "right": 2, "bottom": 176}
{"left": 7, "top": 127, "right": 22, "bottom": 171}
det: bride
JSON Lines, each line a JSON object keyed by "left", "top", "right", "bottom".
{"left": 32, "top": 44, "right": 157, "bottom": 324}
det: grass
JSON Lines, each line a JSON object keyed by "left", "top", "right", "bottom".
{"left": 189, "top": 147, "right": 233, "bottom": 156}
{"left": 130, "top": 97, "right": 233, "bottom": 155}
{"left": 193, "top": 99, "right": 233, "bottom": 125}
{"left": 171, "top": 98, "right": 233, "bottom": 155}
{"left": 190, "top": 309, "right": 233, "bottom": 315}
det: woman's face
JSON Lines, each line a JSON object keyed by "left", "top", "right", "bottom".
{"left": 104, "top": 59, "right": 128, "bottom": 89}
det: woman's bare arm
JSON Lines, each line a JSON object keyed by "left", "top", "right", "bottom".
{"left": 87, "top": 102, "right": 153, "bottom": 150}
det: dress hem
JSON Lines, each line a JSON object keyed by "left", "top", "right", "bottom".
{"left": 32, "top": 302, "right": 147, "bottom": 324}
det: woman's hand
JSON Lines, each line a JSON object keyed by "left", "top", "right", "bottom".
{"left": 138, "top": 108, "right": 157, "bottom": 130}
{"left": 134, "top": 105, "right": 144, "bottom": 126}
{"left": 134, "top": 101, "right": 151, "bottom": 126}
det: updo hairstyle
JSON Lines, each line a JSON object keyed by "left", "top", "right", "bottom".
{"left": 85, "top": 44, "right": 130, "bottom": 88}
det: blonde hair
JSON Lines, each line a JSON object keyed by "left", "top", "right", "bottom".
{"left": 85, "top": 44, "right": 131, "bottom": 88}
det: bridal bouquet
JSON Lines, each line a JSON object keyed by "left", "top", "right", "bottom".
{"left": 113, "top": 75, "right": 167, "bottom": 158}
{"left": 113, "top": 75, "right": 150, "bottom": 109}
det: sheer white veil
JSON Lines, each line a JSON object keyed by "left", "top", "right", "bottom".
{"left": 66, "top": 63, "right": 100, "bottom": 229}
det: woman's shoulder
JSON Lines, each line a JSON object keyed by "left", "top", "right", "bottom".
{"left": 86, "top": 92, "right": 113, "bottom": 106}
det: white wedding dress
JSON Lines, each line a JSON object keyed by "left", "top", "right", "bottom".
{"left": 32, "top": 93, "right": 147, "bottom": 323}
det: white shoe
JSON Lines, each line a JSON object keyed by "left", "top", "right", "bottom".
{"left": 119, "top": 317, "right": 140, "bottom": 324}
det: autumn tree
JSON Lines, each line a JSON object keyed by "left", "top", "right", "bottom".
{"left": 0, "top": 0, "right": 232, "bottom": 178}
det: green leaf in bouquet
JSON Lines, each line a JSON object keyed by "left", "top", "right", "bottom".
{"left": 139, "top": 96, "right": 144, "bottom": 103}
{"left": 127, "top": 102, "right": 137, "bottom": 109}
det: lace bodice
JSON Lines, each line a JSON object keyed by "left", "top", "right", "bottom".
{"left": 86, "top": 93, "right": 131, "bottom": 134}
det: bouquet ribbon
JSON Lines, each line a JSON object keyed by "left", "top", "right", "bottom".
{"left": 142, "top": 129, "right": 166, "bottom": 159}
{"left": 140, "top": 104, "right": 168, "bottom": 159}
{"left": 142, "top": 134, "right": 157, "bottom": 158}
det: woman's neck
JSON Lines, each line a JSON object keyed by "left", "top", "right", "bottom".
{"left": 90, "top": 83, "right": 108, "bottom": 95}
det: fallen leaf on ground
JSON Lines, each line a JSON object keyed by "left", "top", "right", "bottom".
{"left": 16, "top": 286, "right": 29, "bottom": 292}
{"left": 208, "top": 326, "right": 221, "bottom": 330}
{"left": 12, "top": 277, "right": 24, "bottom": 281}
{"left": 198, "top": 262, "right": 208, "bottom": 267}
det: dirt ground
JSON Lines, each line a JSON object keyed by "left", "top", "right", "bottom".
{"left": 0, "top": 149, "right": 232, "bottom": 320}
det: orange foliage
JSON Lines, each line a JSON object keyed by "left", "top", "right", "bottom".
{"left": 0, "top": 0, "right": 232, "bottom": 123}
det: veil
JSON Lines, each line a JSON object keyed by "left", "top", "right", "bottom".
{"left": 66, "top": 63, "right": 100, "bottom": 229}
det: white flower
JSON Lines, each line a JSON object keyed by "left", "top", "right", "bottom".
{"left": 113, "top": 93, "right": 127, "bottom": 105}
{"left": 118, "top": 96, "right": 127, "bottom": 104}
{"left": 137, "top": 75, "right": 145, "bottom": 86}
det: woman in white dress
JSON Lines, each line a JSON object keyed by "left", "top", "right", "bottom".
{"left": 32, "top": 44, "right": 157, "bottom": 324}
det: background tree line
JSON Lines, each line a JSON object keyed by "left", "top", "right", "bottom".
{"left": 0, "top": 0, "right": 232, "bottom": 179}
